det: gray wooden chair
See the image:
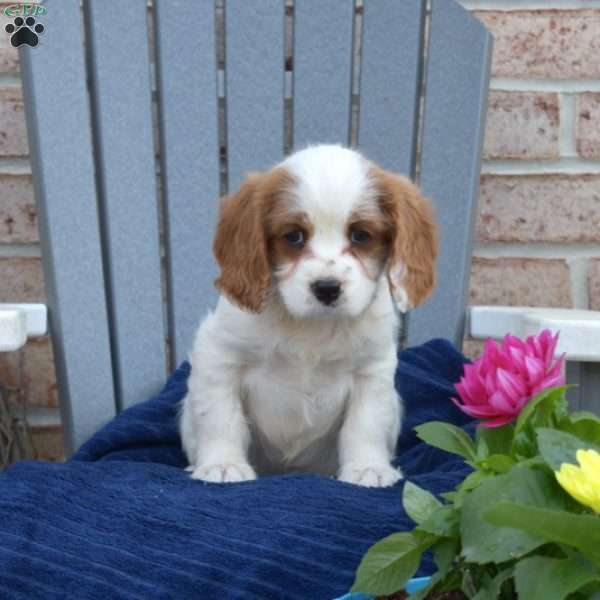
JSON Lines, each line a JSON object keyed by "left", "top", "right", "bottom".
{"left": 18, "top": 0, "right": 495, "bottom": 456}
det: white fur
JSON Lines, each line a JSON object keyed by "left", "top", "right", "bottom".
{"left": 180, "top": 145, "right": 405, "bottom": 487}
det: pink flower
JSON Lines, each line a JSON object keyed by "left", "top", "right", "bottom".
{"left": 453, "top": 330, "right": 565, "bottom": 428}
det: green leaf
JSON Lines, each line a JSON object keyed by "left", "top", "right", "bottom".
{"left": 476, "top": 435, "right": 489, "bottom": 460}
{"left": 512, "top": 429, "right": 538, "bottom": 460}
{"left": 561, "top": 412, "right": 600, "bottom": 446}
{"left": 459, "top": 470, "right": 489, "bottom": 492}
{"left": 476, "top": 454, "right": 515, "bottom": 474}
{"left": 415, "top": 421, "right": 476, "bottom": 461}
{"left": 412, "top": 570, "right": 465, "bottom": 600}
{"left": 472, "top": 568, "right": 513, "bottom": 600}
{"left": 514, "top": 556, "right": 600, "bottom": 600}
{"left": 484, "top": 502, "right": 600, "bottom": 569}
{"left": 433, "top": 537, "right": 459, "bottom": 578}
{"left": 461, "top": 467, "right": 567, "bottom": 564}
{"left": 571, "top": 411, "right": 600, "bottom": 424}
{"left": 441, "top": 491, "right": 459, "bottom": 503}
{"left": 537, "top": 428, "right": 600, "bottom": 471}
{"left": 514, "top": 386, "right": 570, "bottom": 436}
{"left": 403, "top": 481, "right": 442, "bottom": 525}
{"left": 516, "top": 455, "right": 547, "bottom": 470}
{"left": 463, "top": 570, "right": 479, "bottom": 598}
{"left": 450, "top": 470, "right": 492, "bottom": 508}
{"left": 553, "top": 392, "right": 570, "bottom": 423}
{"left": 418, "top": 506, "right": 460, "bottom": 538}
{"left": 351, "top": 531, "right": 435, "bottom": 595}
{"left": 476, "top": 424, "right": 514, "bottom": 456}
{"left": 412, "top": 570, "right": 462, "bottom": 600}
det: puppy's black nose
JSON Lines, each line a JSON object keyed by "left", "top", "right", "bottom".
{"left": 311, "top": 279, "right": 342, "bottom": 306}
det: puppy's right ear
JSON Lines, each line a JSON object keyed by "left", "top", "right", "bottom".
{"left": 213, "top": 173, "right": 271, "bottom": 312}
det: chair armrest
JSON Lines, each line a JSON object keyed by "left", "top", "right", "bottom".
{"left": 468, "top": 306, "right": 600, "bottom": 362}
{"left": 0, "top": 304, "right": 47, "bottom": 352}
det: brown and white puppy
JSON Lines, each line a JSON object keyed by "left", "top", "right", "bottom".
{"left": 180, "top": 144, "right": 437, "bottom": 487}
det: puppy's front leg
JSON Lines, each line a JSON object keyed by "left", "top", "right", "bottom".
{"left": 181, "top": 351, "right": 255, "bottom": 484}
{"left": 338, "top": 366, "right": 403, "bottom": 488}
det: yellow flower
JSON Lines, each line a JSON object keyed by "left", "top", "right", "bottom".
{"left": 555, "top": 449, "right": 600, "bottom": 514}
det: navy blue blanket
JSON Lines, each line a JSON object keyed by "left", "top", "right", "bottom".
{"left": 0, "top": 339, "right": 473, "bottom": 600}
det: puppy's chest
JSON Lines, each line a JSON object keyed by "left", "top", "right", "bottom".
{"left": 241, "top": 344, "right": 353, "bottom": 448}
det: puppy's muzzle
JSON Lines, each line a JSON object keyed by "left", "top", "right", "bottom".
{"left": 311, "top": 279, "right": 342, "bottom": 306}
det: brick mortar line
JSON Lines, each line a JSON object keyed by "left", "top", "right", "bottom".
{"left": 568, "top": 257, "right": 590, "bottom": 309}
{"left": 0, "top": 73, "right": 21, "bottom": 86}
{"left": 560, "top": 93, "right": 577, "bottom": 158}
{"left": 0, "top": 158, "right": 31, "bottom": 174}
{"left": 491, "top": 79, "right": 600, "bottom": 93}
{"left": 25, "top": 406, "right": 61, "bottom": 429}
{"left": 482, "top": 159, "right": 600, "bottom": 175}
{"left": 0, "top": 244, "right": 40, "bottom": 257}
{"left": 474, "top": 243, "right": 600, "bottom": 259}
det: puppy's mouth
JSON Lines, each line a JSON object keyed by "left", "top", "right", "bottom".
{"left": 306, "top": 296, "right": 349, "bottom": 318}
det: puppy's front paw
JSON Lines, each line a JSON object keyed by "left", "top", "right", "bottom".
{"left": 338, "top": 463, "right": 403, "bottom": 488}
{"left": 190, "top": 462, "right": 256, "bottom": 483}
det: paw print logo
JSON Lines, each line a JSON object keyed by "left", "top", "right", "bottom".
{"left": 5, "top": 16, "right": 44, "bottom": 48}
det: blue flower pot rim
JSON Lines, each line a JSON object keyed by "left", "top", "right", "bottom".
{"left": 333, "top": 576, "right": 432, "bottom": 599}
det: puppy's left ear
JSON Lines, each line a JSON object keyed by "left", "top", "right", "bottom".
{"left": 373, "top": 168, "right": 438, "bottom": 312}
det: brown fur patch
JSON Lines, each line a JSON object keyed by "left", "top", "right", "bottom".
{"left": 213, "top": 168, "right": 296, "bottom": 312}
{"left": 266, "top": 207, "right": 314, "bottom": 268}
{"left": 371, "top": 168, "right": 438, "bottom": 308}
{"left": 346, "top": 209, "right": 393, "bottom": 267}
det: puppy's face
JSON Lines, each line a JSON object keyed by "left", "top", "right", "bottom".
{"left": 213, "top": 145, "right": 438, "bottom": 319}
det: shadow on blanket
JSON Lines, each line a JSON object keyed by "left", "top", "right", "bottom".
{"left": 0, "top": 339, "right": 473, "bottom": 600}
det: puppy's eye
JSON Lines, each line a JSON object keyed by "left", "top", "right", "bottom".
{"left": 350, "top": 229, "right": 371, "bottom": 245}
{"left": 283, "top": 230, "right": 305, "bottom": 247}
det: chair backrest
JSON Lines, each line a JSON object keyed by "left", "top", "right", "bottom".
{"left": 20, "top": 0, "right": 492, "bottom": 455}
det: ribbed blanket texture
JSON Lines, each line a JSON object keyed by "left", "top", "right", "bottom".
{"left": 0, "top": 338, "right": 473, "bottom": 599}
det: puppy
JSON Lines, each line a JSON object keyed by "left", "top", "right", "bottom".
{"left": 180, "top": 145, "right": 437, "bottom": 487}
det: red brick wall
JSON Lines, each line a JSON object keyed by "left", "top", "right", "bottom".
{"left": 462, "top": 0, "right": 600, "bottom": 354}
{"left": 1, "top": 1, "right": 599, "bottom": 459}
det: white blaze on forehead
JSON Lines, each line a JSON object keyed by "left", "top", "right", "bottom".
{"left": 277, "top": 145, "right": 377, "bottom": 224}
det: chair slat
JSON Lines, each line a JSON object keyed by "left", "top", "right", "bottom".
{"left": 358, "top": 0, "right": 425, "bottom": 176}
{"left": 85, "top": 0, "right": 166, "bottom": 408}
{"left": 293, "top": 0, "right": 354, "bottom": 149}
{"left": 155, "top": 0, "right": 220, "bottom": 367}
{"left": 567, "top": 362, "right": 600, "bottom": 414}
{"left": 19, "top": 0, "right": 116, "bottom": 454}
{"left": 226, "top": 0, "right": 285, "bottom": 191}
{"left": 408, "top": 0, "right": 493, "bottom": 349}
{"left": 21, "top": 0, "right": 496, "bottom": 453}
